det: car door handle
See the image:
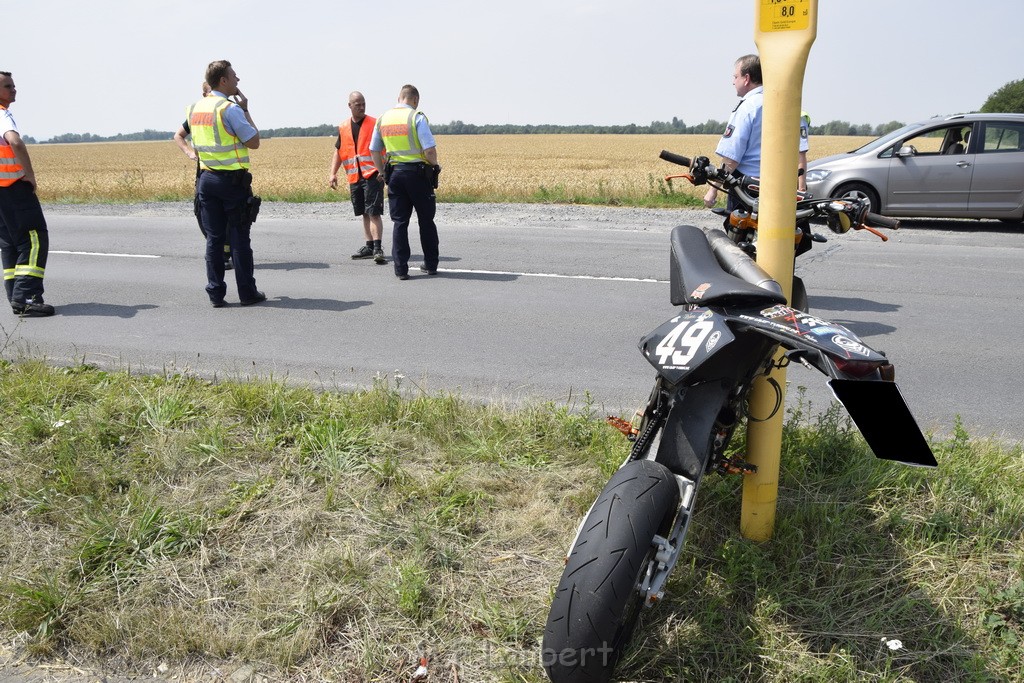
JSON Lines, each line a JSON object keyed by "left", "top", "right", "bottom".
{"left": 956, "top": 160, "right": 972, "bottom": 168}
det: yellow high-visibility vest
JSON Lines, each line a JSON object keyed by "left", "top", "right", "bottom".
{"left": 377, "top": 107, "right": 429, "bottom": 164}
{"left": 187, "top": 96, "right": 250, "bottom": 171}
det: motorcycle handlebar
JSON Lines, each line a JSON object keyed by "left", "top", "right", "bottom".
{"left": 865, "top": 212, "right": 900, "bottom": 229}
{"left": 659, "top": 150, "right": 692, "bottom": 168}
{"left": 659, "top": 150, "right": 899, "bottom": 235}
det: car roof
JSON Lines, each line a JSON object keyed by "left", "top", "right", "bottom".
{"left": 911, "top": 112, "right": 1024, "bottom": 125}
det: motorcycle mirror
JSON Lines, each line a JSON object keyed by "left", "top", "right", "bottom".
{"left": 826, "top": 211, "right": 852, "bottom": 234}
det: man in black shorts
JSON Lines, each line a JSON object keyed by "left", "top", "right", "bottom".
{"left": 329, "top": 91, "right": 385, "bottom": 264}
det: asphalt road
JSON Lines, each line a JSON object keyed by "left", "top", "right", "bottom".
{"left": 5, "top": 203, "right": 1022, "bottom": 442}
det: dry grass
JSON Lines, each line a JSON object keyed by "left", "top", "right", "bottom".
{"left": 29, "top": 134, "right": 871, "bottom": 205}
{"left": 2, "top": 363, "right": 1021, "bottom": 682}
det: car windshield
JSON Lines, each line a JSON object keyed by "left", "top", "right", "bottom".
{"left": 849, "top": 124, "right": 920, "bottom": 154}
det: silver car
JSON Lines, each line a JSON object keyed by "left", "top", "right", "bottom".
{"left": 805, "top": 113, "right": 1024, "bottom": 222}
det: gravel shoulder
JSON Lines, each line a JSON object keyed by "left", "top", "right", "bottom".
{"left": 42, "top": 200, "right": 708, "bottom": 232}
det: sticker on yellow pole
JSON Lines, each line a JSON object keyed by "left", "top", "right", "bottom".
{"left": 760, "top": 0, "right": 810, "bottom": 32}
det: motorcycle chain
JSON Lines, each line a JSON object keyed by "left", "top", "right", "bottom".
{"left": 627, "top": 402, "right": 666, "bottom": 461}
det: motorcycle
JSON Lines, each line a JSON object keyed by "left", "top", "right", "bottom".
{"left": 540, "top": 152, "right": 936, "bottom": 683}
{"left": 659, "top": 151, "right": 899, "bottom": 312}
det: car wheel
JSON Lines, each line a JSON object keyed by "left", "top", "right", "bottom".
{"left": 833, "top": 182, "right": 881, "bottom": 215}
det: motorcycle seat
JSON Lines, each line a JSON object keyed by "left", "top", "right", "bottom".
{"left": 669, "top": 225, "right": 787, "bottom": 308}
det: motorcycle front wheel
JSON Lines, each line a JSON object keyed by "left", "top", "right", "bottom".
{"left": 542, "top": 459, "right": 680, "bottom": 683}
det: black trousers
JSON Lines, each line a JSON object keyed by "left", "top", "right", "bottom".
{"left": 0, "top": 179, "right": 48, "bottom": 303}
{"left": 197, "top": 170, "right": 258, "bottom": 303}
{"left": 387, "top": 165, "right": 439, "bottom": 276}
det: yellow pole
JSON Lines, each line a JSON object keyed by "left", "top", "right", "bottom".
{"left": 741, "top": 0, "right": 818, "bottom": 542}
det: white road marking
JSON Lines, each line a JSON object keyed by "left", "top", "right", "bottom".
{"left": 438, "top": 268, "right": 666, "bottom": 283}
{"left": 47, "top": 255, "right": 664, "bottom": 282}
{"left": 50, "top": 251, "right": 160, "bottom": 259}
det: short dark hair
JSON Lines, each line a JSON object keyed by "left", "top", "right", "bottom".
{"left": 736, "top": 55, "right": 762, "bottom": 85}
{"left": 205, "top": 60, "right": 232, "bottom": 89}
{"left": 0, "top": 71, "right": 11, "bottom": 78}
{"left": 399, "top": 84, "right": 420, "bottom": 101}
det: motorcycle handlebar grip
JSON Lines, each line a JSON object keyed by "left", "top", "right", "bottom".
{"left": 865, "top": 212, "right": 900, "bottom": 229}
{"left": 659, "top": 150, "right": 691, "bottom": 167}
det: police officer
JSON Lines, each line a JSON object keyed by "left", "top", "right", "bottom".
{"left": 704, "top": 54, "right": 764, "bottom": 218}
{"left": 174, "top": 82, "right": 233, "bottom": 271}
{"left": 798, "top": 110, "right": 811, "bottom": 192}
{"left": 186, "top": 60, "right": 265, "bottom": 307}
{"left": 0, "top": 70, "right": 54, "bottom": 317}
{"left": 370, "top": 84, "right": 440, "bottom": 280}
{"left": 704, "top": 55, "right": 809, "bottom": 218}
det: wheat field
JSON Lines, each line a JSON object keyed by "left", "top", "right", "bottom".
{"left": 30, "top": 134, "right": 870, "bottom": 205}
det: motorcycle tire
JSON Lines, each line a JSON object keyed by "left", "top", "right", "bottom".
{"left": 542, "top": 459, "right": 681, "bottom": 683}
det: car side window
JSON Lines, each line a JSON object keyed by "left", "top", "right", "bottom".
{"left": 980, "top": 123, "right": 1024, "bottom": 153}
{"left": 900, "top": 126, "right": 964, "bottom": 156}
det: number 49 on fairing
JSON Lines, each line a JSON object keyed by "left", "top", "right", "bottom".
{"left": 651, "top": 316, "right": 729, "bottom": 368}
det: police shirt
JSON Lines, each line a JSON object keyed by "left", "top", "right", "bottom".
{"left": 209, "top": 90, "right": 258, "bottom": 144}
{"left": 715, "top": 85, "right": 764, "bottom": 176}
{"left": 1, "top": 107, "right": 19, "bottom": 140}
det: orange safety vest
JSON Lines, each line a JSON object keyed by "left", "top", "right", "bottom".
{"left": 338, "top": 116, "right": 378, "bottom": 184}
{"left": 0, "top": 105, "right": 26, "bottom": 188}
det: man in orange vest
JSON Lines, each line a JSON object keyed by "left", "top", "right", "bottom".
{"left": 0, "top": 70, "right": 54, "bottom": 317}
{"left": 329, "top": 91, "right": 385, "bottom": 264}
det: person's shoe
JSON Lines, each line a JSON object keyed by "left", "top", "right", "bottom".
{"left": 352, "top": 245, "right": 374, "bottom": 260}
{"left": 397, "top": 274, "right": 409, "bottom": 281}
{"left": 240, "top": 291, "right": 267, "bottom": 306}
{"left": 211, "top": 299, "right": 227, "bottom": 308}
{"left": 419, "top": 264, "right": 438, "bottom": 275}
{"left": 11, "top": 295, "right": 55, "bottom": 317}
{"left": 373, "top": 248, "right": 387, "bottom": 264}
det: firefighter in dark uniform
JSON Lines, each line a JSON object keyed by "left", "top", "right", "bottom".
{"left": 370, "top": 84, "right": 440, "bottom": 280}
{"left": 0, "top": 70, "right": 54, "bottom": 317}
{"left": 186, "top": 60, "right": 265, "bottom": 307}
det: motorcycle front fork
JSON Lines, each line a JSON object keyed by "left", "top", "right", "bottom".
{"left": 613, "top": 382, "right": 754, "bottom": 606}
{"left": 640, "top": 471, "right": 698, "bottom": 606}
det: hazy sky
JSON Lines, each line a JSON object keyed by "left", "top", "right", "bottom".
{"left": 5, "top": 0, "right": 1023, "bottom": 140}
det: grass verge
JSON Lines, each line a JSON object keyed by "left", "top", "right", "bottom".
{"left": 1, "top": 360, "right": 1021, "bottom": 682}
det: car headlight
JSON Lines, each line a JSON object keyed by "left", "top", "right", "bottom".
{"left": 805, "top": 169, "right": 832, "bottom": 183}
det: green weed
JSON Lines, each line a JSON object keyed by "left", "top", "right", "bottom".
{"left": 0, "top": 361, "right": 1021, "bottom": 682}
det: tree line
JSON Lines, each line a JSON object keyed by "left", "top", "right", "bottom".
{"left": 25, "top": 77, "right": 1024, "bottom": 144}
{"left": 27, "top": 118, "right": 909, "bottom": 144}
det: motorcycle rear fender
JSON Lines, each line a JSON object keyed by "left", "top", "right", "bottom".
{"left": 655, "top": 380, "right": 732, "bottom": 480}
{"left": 730, "top": 305, "right": 889, "bottom": 368}
{"left": 829, "top": 379, "right": 938, "bottom": 467}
